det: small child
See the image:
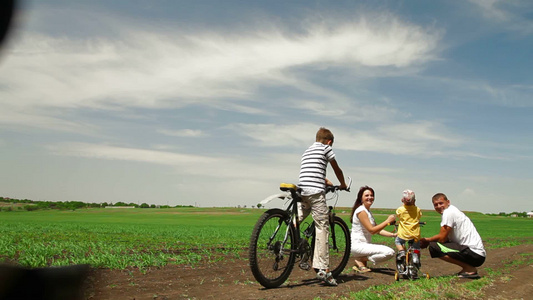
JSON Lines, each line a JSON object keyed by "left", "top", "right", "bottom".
{"left": 395, "top": 189, "right": 422, "bottom": 267}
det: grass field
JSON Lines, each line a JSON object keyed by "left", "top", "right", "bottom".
{"left": 0, "top": 207, "right": 532, "bottom": 269}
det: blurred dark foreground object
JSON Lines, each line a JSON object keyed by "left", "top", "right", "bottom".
{"left": 0, "top": 264, "right": 90, "bottom": 300}
{"left": 0, "top": 0, "right": 16, "bottom": 48}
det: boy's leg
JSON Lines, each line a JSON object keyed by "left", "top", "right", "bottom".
{"left": 395, "top": 244, "right": 406, "bottom": 252}
{"left": 309, "top": 193, "right": 329, "bottom": 271}
{"left": 298, "top": 197, "right": 312, "bottom": 223}
{"left": 394, "top": 237, "right": 407, "bottom": 272}
{"left": 411, "top": 240, "right": 421, "bottom": 267}
{"left": 411, "top": 240, "right": 421, "bottom": 250}
{"left": 395, "top": 237, "right": 406, "bottom": 260}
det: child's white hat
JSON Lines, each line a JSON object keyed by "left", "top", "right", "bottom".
{"left": 402, "top": 189, "right": 416, "bottom": 203}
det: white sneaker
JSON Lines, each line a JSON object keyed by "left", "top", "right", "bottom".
{"left": 316, "top": 270, "right": 338, "bottom": 286}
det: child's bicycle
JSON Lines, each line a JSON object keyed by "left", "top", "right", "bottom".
{"left": 248, "top": 178, "right": 352, "bottom": 288}
{"left": 392, "top": 221, "right": 430, "bottom": 281}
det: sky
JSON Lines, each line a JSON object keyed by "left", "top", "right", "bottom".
{"left": 0, "top": 0, "right": 532, "bottom": 213}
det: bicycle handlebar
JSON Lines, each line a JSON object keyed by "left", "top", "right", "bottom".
{"left": 388, "top": 221, "right": 426, "bottom": 226}
{"left": 325, "top": 185, "right": 342, "bottom": 193}
{"left": 325, "top": 176, "right": 352, "bottom": 193}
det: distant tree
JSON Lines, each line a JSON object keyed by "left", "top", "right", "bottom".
{"left": 23, "top": 205, "right": 36, "bottom": 212}
{"left": 150, "top": 204, "right": 156, "bottom": 208}
{"left": 257, "top": 203, "right": 262, "bottom": 209}
{"left": 140, "top": 203, "right": 150, "bottom": 208}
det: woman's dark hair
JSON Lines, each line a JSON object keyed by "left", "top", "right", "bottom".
{"left": 350, "top": 186, "right": 374, "bottom": 223}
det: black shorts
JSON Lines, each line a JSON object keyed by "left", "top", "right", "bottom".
{"left": 428, "top": 242, "right": 485, "bottom": 267}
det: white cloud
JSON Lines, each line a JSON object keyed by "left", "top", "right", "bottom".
{"left": 158, "top": 129, "right": 206, "bottom": 137}
{"left": 45, "top": 142, "right": 299, "bottom": 183}
{"left": 46, "top": 142, "right": 215, "bottom": 166}
{"left": 229, "top": 121, "right": 466, "bottom": 157}
{"left": 458, "top": 188, "right": 477, "bottom": 197}
{"left": 0, "top": 8, "right": 441, "bottom": 128}
{"left": 469, "top": 0, "right": 510, "bottom": 21}
{"left": 468, "top": 0, "right": 533, "bottom": 34}
{"left": 0, "top": 106, "right": 99, "bottom": 134}
{"left": 226, "top": 123, "right": 318, "bottom": 148}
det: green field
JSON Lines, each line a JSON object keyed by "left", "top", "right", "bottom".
{"left": 0, "top": 207, "right": 532, "bottom": 269}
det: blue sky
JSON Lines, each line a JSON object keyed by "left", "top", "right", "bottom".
{"left": 0, "top": 0, "right": 531, "bottom": 213}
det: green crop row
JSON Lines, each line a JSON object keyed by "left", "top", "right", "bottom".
{"left": 0, "top": 208, "right": 259, "bottom": 269}
{"left": 0, "top": 207, "right": 531, "bottom": 270}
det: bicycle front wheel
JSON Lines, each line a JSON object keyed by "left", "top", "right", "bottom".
{"left": 249, "top": 209, "right": 297, "bottom": 288}
{"left": 328, "top": 216, "right": 351, "bottom": 277}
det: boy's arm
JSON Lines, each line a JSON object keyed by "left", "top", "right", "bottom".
{"left": 329, "top": 159, "right": 347, "bottom": 189}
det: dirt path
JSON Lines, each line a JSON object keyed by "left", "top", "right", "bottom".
{"left": 86, "top": 244, "right": 533, "bottom": 300}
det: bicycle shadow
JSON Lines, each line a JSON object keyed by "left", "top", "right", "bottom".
{"left": 257, "top": 279, "right": 320, "bottom": 290}
{"left": 337, "top": 267, "right": 396, "bottom": 283}
{"left": 369, "top": 267, "right": 396, "bottom": 276}
{"left": 258, "top": 274, "right": 368, "bottom": 290}
{"left": 257, "top": 267, "right": 399, "bottom": 290}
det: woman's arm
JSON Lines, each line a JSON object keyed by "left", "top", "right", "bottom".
{"left": 378, "top": 230, "right": 397, "bottom": 238}
{"left": 357, "top": 211, "right": 396, "bottom": 235}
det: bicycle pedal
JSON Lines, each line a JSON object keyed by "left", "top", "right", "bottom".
{"left": 299, "top": 262, "right": 311, "bottom": 270}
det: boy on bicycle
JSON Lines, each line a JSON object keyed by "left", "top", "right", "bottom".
{"left": 298, "top": 127, "right": 348, "bottom": 286}
{"left": 395, "top": 189, "right": 422, "bottom": 269}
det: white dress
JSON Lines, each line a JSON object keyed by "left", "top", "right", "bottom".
{"left": 350, "top": 206, "right": 395, "bottom": 264}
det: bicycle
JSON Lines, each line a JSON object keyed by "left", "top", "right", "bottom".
{"left": 248, "top": 178, "right": 352, "bottom": 288}
{"left": 392, "top": 221, "right": 430, "bottom": 281}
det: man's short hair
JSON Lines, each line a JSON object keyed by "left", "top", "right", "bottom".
{"left": 432, "top": 193, "right": 448, "bottom": 202}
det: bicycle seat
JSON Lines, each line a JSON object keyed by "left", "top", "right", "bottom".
{"left": 279, "top": 183, "right": 298, "bottom": 192}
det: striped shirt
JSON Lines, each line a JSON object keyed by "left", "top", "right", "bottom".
{"left": 299, "top": 142, "right": 336, "bottom": 196}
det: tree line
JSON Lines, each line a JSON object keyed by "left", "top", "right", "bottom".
{"left": 485, "top": 211, "right": 532, "bottom": 218}
{"left": 0, "top": 197, "right": 192, "bottom": 212}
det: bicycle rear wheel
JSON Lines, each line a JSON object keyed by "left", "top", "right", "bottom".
{"left": 328, "top": 216, "right": 351, "bottom": 277}
{"left": 249, "top": 209, "right": 297, "bottom": 288}
{"left": 310, "top": 215, "right": 351, "bottom": 277}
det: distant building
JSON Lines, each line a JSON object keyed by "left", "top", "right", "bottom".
{"left": 527, "top": 212, "right": 533, "bottom": 218}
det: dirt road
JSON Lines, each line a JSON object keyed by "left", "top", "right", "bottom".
{"left": 86, "top": 244, "right": 533, "bottom": 300}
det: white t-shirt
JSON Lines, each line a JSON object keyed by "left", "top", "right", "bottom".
{"left": 441, "top": 204, "right": 486, "bottom": 257}
{"left": 351, "top": 206, "right": 375, "bottom": 244}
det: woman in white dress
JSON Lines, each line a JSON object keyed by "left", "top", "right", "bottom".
{"left": 350, "top": 186, "right": 397, "bottom": 272}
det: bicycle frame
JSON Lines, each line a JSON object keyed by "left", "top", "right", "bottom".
{"left": 260, "top": 177, "right": 351, "bottom": 253}
{"left": 249, "top": 178, "right": 352, "bottom": 288}
{"left": 394, "top": 222, "right": 428, "bottom": 281}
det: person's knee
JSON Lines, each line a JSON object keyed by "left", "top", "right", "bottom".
{"left": 385, "top": 247, "right": 395, "bottom": 260}
{"left": 313, "top": 216, "right": 329, "bottom": 230}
